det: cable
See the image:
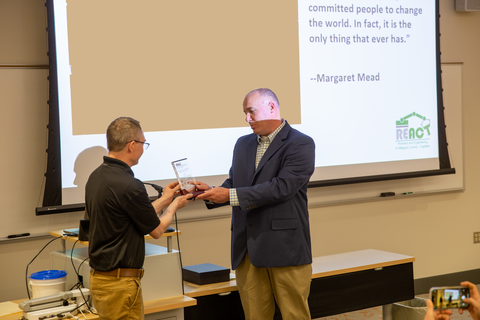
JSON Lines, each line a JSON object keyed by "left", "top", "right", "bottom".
{"left": 173, "top": 211, "right": 185, "bottom": 295}
{"left": 77, "top": 256, "right": 89, "bottom": 276}
{"left": 58, "top": 294, "right": 93, "bottom": 317}
{"left": 25, "top": 236, "right": 63, "bottom": 299}
{"left": 68, "top": 241, "right": 87, "bottom": 290}
{"left": 25, "top": 236, "right": 63, "bottom": 300}
{"left": 66, "top": 242, "right": 96, "bottom": 315}
{"left": 77, "top": 306, "right": 88, "bottom": 319}
{"left": 143, "top": 182, "right": 163, "bottom": 196}
{"left": 26, "top": 235, "right": 96, "bottom": 316}
{"left": 71, "top": 239, "right": 80, "bottom": 281}
{"left": 145, "top": 183, "right": 185, "bottom": 294}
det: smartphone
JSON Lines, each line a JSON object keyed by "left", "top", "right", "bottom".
{"left": 429, "top": 286, "right": 470, "bottom": 309}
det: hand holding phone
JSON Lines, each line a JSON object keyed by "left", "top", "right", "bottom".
{"left": 429, "top": 286, "right": 470, "bottom": 309}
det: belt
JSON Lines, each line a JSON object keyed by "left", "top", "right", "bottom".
{"left": 91, "top": 268, "right": 144, "bottom": 279}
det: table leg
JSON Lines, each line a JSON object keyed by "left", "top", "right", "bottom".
{"left": 382, "top": 304, "right": 392, "bottom": 320}
{"left": 60, "top": 238, "right": 66, "bottom": 253}
{"left": 167, "top": 236, "right": 172, "bottom": 252}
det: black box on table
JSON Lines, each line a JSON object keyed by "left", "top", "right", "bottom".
{"left": 182, "top": 263, "right": 230, "bottom": 285}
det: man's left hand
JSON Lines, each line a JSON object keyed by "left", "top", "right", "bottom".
{"left": 425, "top": 299, "right": 452, "bottom": 320}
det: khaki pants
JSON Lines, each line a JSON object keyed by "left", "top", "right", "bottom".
{"left": 235, "top": 253, "right": 312, "bottom": 320}
{"left": 90, "top": 271, "right": 144, "bottom": 320}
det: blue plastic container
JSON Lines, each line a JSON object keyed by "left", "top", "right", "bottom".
{"left": 30, "top": 270, "right": 67, "bottom": 280}
{"left": 29, "top": 270, "right": 67, "bottom": 298}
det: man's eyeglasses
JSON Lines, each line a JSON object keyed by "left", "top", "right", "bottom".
{"left": 126, "top": 140, "right": 150, "bottom": 150}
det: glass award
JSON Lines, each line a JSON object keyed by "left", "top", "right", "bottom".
{"left": 171, "top": 158, "right": 204, "bottom": 197}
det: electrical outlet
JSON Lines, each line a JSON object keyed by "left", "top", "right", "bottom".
{"left": 474, "top": 232, "right": 480, "bottom": 244}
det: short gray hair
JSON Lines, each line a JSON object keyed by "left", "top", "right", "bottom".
{"left": 106, "top": 117, "right": 143, "bottom": 152}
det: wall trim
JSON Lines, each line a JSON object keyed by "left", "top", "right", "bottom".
{"left": 415, "top": 269, "right": 480, "bottom": 295}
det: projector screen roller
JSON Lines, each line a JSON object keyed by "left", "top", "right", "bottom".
{"left": 47, "top": 0, "right": 448, "bottom": 207}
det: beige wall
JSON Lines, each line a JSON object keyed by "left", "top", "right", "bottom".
{"left": 1, "top": 0, "right": 480, "bottom": 303}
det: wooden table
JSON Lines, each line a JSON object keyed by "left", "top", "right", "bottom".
{"left": 0, "top": 295, "right": 196, "bottom": 320}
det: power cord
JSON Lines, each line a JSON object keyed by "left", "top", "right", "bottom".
{"left": 25, "top": 235, "right": 63, "bottom": 299}
{"left": 144, "top": 183, "right": 185, "bottom": 295}
{"left": 172, "top": 211, "right": 185, "bottom": 295}
{"left": 25, "top": 235, "right": 96, "bottom": 316}
{"left": 67, "top": 240, "right": 96, "bottom": 315}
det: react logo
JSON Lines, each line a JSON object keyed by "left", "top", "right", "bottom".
{"left": 396, "top": 112, "right": 431, "bottom": 140}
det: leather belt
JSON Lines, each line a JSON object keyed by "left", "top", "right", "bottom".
{"left": 91, "top": 268, "right": 144, "bottom": 279}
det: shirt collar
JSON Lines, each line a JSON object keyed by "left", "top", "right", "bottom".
{"left": 257, "top": 119, "right": 286, "bottom": 143}
{"left": 103, "top": 156, "right": 134, "bottom": 175}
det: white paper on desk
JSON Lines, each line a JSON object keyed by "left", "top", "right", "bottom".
{"left": 0, "top": 301, "right": 21, "bottom": 316}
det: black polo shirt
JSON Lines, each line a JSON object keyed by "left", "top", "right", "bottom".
{"left": 86, "top": 156, "right": 160, "bottom": 271}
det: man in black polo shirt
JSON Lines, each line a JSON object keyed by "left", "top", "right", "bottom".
{"left": 86, "top": 117, "right": 192, "bottom": 320}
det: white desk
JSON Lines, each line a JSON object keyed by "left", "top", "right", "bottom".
{"left": 183, "top": 249, "right": 415, "bottom": 320}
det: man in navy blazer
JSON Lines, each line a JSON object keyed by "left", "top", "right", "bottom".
{"left": 196, "top": 88, "right": 315, "bottom": 320}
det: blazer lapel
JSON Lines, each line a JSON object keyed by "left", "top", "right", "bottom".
{"left": 245, "top": 134, "right": 259, "bottom": 182}
{"left": 253, "top": 122, "right": 291, "bottom": 181}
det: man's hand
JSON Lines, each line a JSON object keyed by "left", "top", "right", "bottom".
{"left": 193, "top": 181, "right": 212, "bottom": 191}
{"left": 459, "top": 281, "right": 480, "bottom": 320}
{"left": 161, "top": 181, "right": 181, "bottom": 203}
{"left": 195, "top": 187, "right": 229, "bottom": 203}
{"left": 425, "top": 299, "right": 452, "bottom": 320}
{"left": 151, "top": 193, "right": 193, "bottom": 239}
{"left": 171, "top": 193, "right": 194, "bottom": 210}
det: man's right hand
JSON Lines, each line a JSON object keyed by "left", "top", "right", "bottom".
{"left": 193, "top": 181, "right": 212, "bottom": 191}
{"left": 459, "top": 281, "right": 480, "bottom": 320}
{"left": 162, "top": 181, "right": 181, "bottom": 203}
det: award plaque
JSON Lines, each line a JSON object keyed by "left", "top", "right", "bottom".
{"left": 171, "top": 158, "right": 204, "bottom": 197}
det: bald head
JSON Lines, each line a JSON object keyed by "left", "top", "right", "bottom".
{"left": 243, "top": 88, "right": 282, "bottom": 136}
{"left": 245, "top": 88, "right": 280, "bottom": 109}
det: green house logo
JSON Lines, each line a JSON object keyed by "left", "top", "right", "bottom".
{"left": 396, "top": 112, "right": 431, "bottom": 140}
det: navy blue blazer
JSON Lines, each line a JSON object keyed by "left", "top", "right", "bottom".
{"left": 212, "top": 122, "right": 315, "bottom": 270}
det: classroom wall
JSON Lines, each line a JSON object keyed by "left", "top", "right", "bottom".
{"left": 1, "top": 0, "right": 479, "bottom": 303}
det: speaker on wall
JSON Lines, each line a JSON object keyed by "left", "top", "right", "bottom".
{"left": 456, "top": 0, "right": 480, "bottom": 11}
